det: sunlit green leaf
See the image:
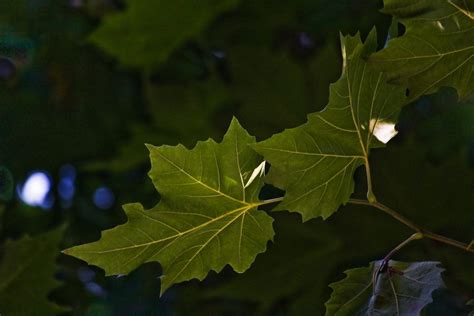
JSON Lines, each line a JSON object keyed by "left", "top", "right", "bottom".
{"left": 0, "top": 228, "right": 65, "bottom": 316}
{"left": 325, "top": 260, "right": 444, "bottom": 316}
{"left": 63, "top": 118, "right": 274, "bottom": 294}
{"left": 205, "top": 212, "right": 342, "bottom": 315}
{"left": 370, "top": 0, "right": 474, "bottom": 100}
{"left": 253, "top": 29, "right": 406, "bottom": 220}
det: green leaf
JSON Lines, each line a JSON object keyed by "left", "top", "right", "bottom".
{"left": 204, "top": 212, "right": 342, "bottom": 315}
{"left": 63, "top": 118, "right": 274, "bottom": 294}
{"left": 325, "top": 260, "right": 444, "bottom": 316}
{"left": 253, "top": 29, "right": 406, "bottom": 220}
{"left": 0, "top": 228, "right": 65, "bottom": 316}
{"left": 90, "top": 0, "right": 240, "bottom": 69}
{"left": 370, "top": 0, "right": 474, "bottom": 100}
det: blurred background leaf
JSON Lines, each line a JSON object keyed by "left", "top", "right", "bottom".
{"left": 0, "top": 0, "right": 472, "bottom": 314}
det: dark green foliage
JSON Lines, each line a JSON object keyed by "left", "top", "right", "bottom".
{"left": 0, "top": 228, "right": 65, "bottom": 315}
{"left": 0, "top": 0, "right": 473, "bottom": 314}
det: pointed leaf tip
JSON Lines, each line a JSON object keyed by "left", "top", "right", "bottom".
{"left": 62, "top": 118, "right": 273, "bottom": 295}
{"left": 253, "top": 32, "right": 405, "bottom": 221}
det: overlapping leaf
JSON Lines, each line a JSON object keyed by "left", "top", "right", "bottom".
{"left": 63, "top": 118, "right": 274, "bottom": 294}
{"left": 325, "top": 260, "right": 444, "bottom": 316}
{"left": 90, "top": 0, "right": 240, "bottom": 69}
{"left": 204, "top": 212, "right": 343, "bottom": 315}
{"left": 0, "top": 228, "right": 65, "bottom": 316}
{"left": 370, "top": 0, "right": 474, "bottom": 100}
{"left": 253, "top": 30, "right": 406, "bottom": 220}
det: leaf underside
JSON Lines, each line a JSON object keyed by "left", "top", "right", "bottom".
{"left": 370, "top": 0, "right": 474, "bottom": 100}
{"left": 63, "top": 118, "right": 274, "bottom": 294}
{"left": 325, "top": 260, "right": 445, "bottom": 316}
{"left": 253, "top": 29, "right": 406, "bottom": 221}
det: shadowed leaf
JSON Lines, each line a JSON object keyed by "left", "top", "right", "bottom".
{"left": 0, "top": 228, "right": 65, "bottom": 316}
{"left": 90, "top": 0, "right": 240, "bottom": 69}
{"left": 370, "top": 0, "right": 474, "bottom": 100}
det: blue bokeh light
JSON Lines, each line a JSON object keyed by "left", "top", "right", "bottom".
{"left": 58, "top": 178, "right": 75, "bottom": 200}
{"left": 58, "top": 164, "right": 76, "bottom": 203}
{"left": 77, "top": 267, "right": 96, "bottom": 283}
{"left": 85, "top": 282, "right": 107, "bottom": 298}
{"left": 93, "top": 186, "right": 115, "bottom": 210}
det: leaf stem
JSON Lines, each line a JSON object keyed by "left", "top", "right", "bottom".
{"left": 260, "top": 196, "right": 473, "bottom": 254}
{"left": 383, "top": 233, "right": 423, "bottom": 262}
{"left": 348, "top": 198, "right": 474, "bottom": 254}
{"left": 259, "top": 197, "right": 284, "bottom": 206}
{"left": 422, "top": 231, "right": 474, "bottom": 253}
{"left": 364, "top": 159, "right": 377, "bottom": 204}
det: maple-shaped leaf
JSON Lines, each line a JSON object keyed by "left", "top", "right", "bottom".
{"left": 253, "top": 29, "right": 406, "bottom": 220}
{"left": 90, "top": 0, "right": 240, "bottom": 69}
{"left": 63, "top": 118, "right": 275, "bottom": 294}
{"left": 0, "top": 228, "right": 65, "bottom": 316}
{"left": 325, "top": 260, "right": 445, "bottom": 316}
{"left": 370, "top": 0, "right": 474, "bottom": 100}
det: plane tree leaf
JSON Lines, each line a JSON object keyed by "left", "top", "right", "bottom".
{"left": 253, "top": 29, "right": 406, "bottom": 220}
{"left": 204, "top": 212, "right": 342, "bottom": 315}
{"left": 370, "top": 0, "right": 474, "bottom": 100}
{"left": 325, "top": 260, "right": 445, "bottom": 316}
{"left": 63, "top": 118, "right": 275, "bottom": 294}
{"left": 0, "top": 228, "right": 65, "bottom": 316}
{"left": 90, "top": 0, "right": 240, "bottom": 69}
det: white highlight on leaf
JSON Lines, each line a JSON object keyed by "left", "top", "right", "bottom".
{"left": 244, "top": 161, "right": 266, "bottom": 189}
{"left": 369, "top": 119, "right": 398, "bottom": 144}
{"left": 342, "top": 43, "right": 347, "bottom": 71}
{"left": 435, "top": 21, "right": 445, "bottom": 31}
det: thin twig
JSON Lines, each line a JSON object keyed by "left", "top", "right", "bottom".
{"left": 348, "top": 199, "right": 474, "bottom": 254}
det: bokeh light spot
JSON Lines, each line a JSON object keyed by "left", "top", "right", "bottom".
{"left": 93, "top": 186, "right": 115, "bottom": 210}
{"left": 18, "top": 171, "right": 52, "bottom": 208}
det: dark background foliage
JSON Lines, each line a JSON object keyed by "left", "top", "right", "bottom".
{"left": 0, "top": 0, "right": 472, "bottom": 315}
